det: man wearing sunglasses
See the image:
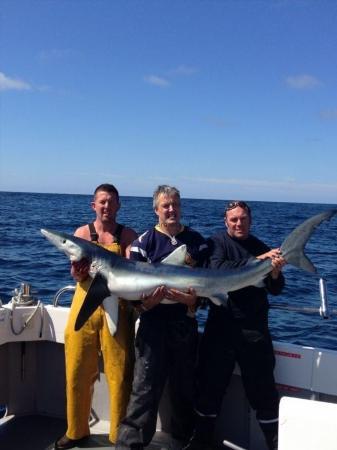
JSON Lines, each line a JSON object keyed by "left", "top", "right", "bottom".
{"left": 184, "top": 201, "right": 286, "bottom": 450}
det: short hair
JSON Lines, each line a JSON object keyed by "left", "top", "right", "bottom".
{"left": 93, "top": 183, "right": 120, "bottom": 202}
{"left": 224, "top": 200, "right": 251, "bottom": 218}
{"left": 153, "top": 185, "right": 180, "bottom": 209}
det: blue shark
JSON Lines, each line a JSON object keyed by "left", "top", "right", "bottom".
{"left": 41, "top": 209, "right": 337, "bottom": 335}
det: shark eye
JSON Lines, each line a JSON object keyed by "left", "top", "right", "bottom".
{"left": 62, "top": 239, "right": 66, "bottom": 244}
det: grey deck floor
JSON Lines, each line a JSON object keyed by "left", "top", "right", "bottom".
{"left": 0, "top": 415, "right": 176, "bottom": 450}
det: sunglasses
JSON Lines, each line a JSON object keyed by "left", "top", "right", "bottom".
{"left": 225, "top": 201, "right": 251, "bottom": 214}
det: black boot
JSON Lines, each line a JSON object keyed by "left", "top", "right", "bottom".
{"left": 182, "top": 416, "right": 216, "bottom": 450}
{"left": 260, "top": 421, "right": 278, "bottom": 450}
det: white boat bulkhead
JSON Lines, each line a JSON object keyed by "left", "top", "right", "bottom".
{"left": 1, "top": 283, "right": 337, "bottom": 450}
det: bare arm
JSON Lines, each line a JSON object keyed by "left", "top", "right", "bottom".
{"left": 121, "top": 227, "right": 138, "bottom": 257}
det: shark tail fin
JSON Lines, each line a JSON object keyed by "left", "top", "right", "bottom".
{"left": 280, "top": 209, "right": 337, "bottom": 274}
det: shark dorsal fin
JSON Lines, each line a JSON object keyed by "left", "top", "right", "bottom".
{"left": 161, "top": 244, "right": 187, "bottom": 266}
{"left": 160, "top": 245, "right": 187, "bottom": 304}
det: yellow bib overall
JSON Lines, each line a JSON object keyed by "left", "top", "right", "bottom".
{"left": 64, "top": 242, "right": 134, "bottom": 443}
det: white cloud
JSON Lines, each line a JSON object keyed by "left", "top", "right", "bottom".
{"left": 169, "top": 65, "right": 198, "bottom": 76}
{"left": 37, "top": 48, "right": 73, "bottom": 61}
{"left": 0, "top": 72, "right": 31, "bottom": 91}
{"left": 180, "top": 175, "right": 337, "bottom": 192}
{"left": 144, "top": 75, "right": 170, "bottom": 87}
{"left": 285, "top": 74, "right": 322, "bottom": 89}
{"left": 144, "top": 64, "right": 197, "bottom": 88}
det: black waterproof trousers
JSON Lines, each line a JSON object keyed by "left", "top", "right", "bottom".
{"left": 194, "top": 304, "right": 279, "bottom": 449}
{"left": 116, "top": 304, "right": 198, "bottom": 449}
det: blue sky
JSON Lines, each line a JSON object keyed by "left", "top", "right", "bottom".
{"left": 1, "top": 0, "right": 336, "bottom": 204}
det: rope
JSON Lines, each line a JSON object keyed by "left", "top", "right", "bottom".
{"left": 9, "top": 300, "right": 43, "bottom": 336}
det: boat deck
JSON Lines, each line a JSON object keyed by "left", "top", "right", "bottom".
{"left": 0, "top": 414, "right": 177, "bottom": 450}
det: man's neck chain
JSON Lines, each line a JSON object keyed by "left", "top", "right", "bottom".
{"left": 158, "top": 223, "right": 183, "bottom": 245}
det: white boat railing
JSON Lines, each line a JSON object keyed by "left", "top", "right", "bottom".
{"left": 271, "top": 277, "right": 337, "bottom": 318}
{"left": 7, "top": 277, "right": 336, "bottom": 318}
{"left": 52, "top": 285, "right": 76, "bottom": 307}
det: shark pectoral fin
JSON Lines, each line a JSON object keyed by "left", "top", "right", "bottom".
{"left": 253, "top": 279, "right": 266, "bottom": 288}
{"left": 74, "top": 273, "right": 111, "bottom": 331}
{"left": 161, "top": 244, "right": 187, "bottom": 266}
{"left": 209, "top": 293, "right": 228, "bottom": 306}
{"left": 102, "top": 296, "right": 119, "bottom": 336}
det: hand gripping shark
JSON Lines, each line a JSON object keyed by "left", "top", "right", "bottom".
{"left": 41, "top": 209, "right": 337, "bottom": 335}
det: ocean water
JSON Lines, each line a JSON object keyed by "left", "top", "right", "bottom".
{"left": 0, "top": 191, "right": 337, "bottom": 350}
